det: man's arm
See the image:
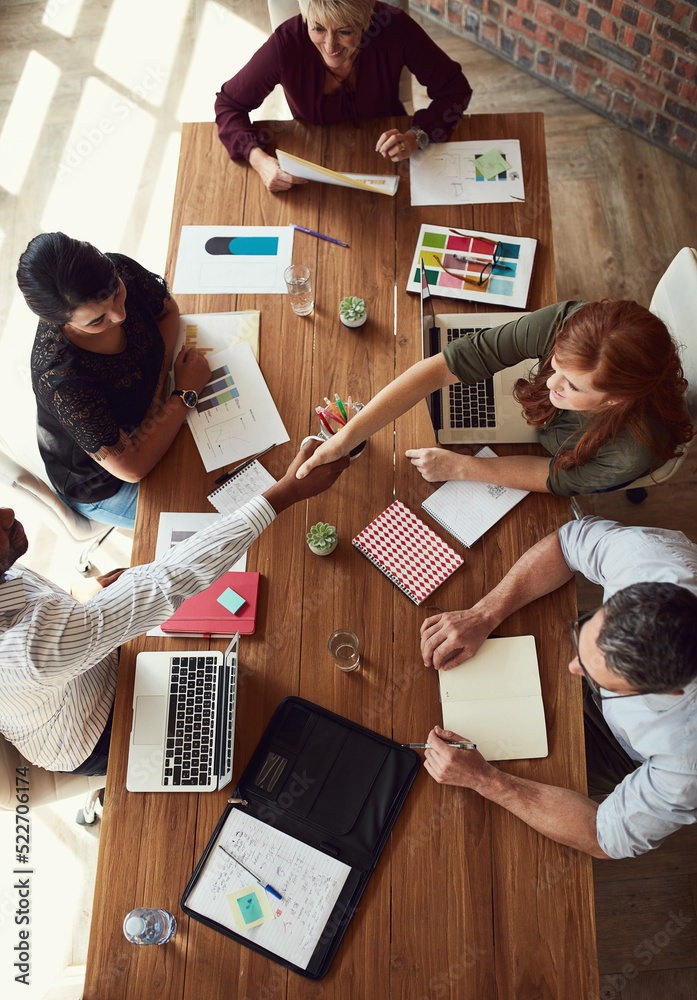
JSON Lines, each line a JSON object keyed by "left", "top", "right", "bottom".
{"left": 425, "top": 727, "right": 611, "bottom": 859}
{"left": 27, "top": 441, "right": 349, "bottom": 678}
{"left": 421, "top": 529, "right": 574, "bottom": 670}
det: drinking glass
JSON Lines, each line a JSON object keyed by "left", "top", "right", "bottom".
{"left": 284, "top": 264, "right": 314, "bottom": 316}
{"left": 327, "top": 629, "right": 360, "bottom": 672}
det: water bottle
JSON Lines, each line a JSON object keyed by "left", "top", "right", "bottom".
{"left": 123, "top": 907, "right": 176, "bottom": 945}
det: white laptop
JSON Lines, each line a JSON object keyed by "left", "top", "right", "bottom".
{"left": 420, "top": 266, "right": 538, "bottom": 445}
{"left": 126, "top": 635, "right": 239, "bottom": 793}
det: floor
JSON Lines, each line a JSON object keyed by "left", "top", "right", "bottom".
{"left": 1, "top": 2, "right": 696, "bottom": 998}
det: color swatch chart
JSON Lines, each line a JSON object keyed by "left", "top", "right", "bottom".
{"left": 197, "top": 365, "right": 240, "bottom": 413}
{"left": 415, "top": 230, "right": 519, "bottom": 298}
{"left": 406, "top": 224, "right": 537, "bottom": 308}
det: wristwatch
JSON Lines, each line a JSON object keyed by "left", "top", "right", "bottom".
{"left": 171, "top": 388, "right": 198, "bottom": 408}
{"left": 409, "top": 125, "right": 429, "bottom": 150}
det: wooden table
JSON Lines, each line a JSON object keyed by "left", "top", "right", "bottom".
{"left": 84, "top": 115, "right": 599, "bottom": 999}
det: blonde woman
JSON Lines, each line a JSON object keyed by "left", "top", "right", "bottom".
{"left": 215, "top": 0, "right": 472, "bottom": 192}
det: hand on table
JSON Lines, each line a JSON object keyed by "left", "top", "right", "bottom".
{"left": 423, "top": 727, "right": 493, "bottom": 790}
{"left": 264, "top": 439, "right": 349, "bottom": 513}
{"left": 249, "top": 148, "right": 308, "bottom": 193}
{"left": 173, "top": 345, "right": 211, "bottom": 394}
{"left": 375, "top": 128, "right": 417, "bottom": 162}
{"left": 405, "top": 447, "right": 472, "bottom": 482}
{"left": 420, "top": 607, "right": 492, "bottom": 670}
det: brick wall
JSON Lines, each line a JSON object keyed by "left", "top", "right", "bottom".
{"left": 410, "top": 0, "right": 697, "bottom": 164}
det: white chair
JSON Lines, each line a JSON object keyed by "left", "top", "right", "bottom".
{"left": 0, "top": 732, "right": 105, "bottom": 821}
{"left": 0, "top": 447, "right": 114, "bottom": 573}
{"left": 570, "top": 247, "right": 697, "bottom": 517}
{"left": 267, "top": 0, "right": 413, "bottom": 112}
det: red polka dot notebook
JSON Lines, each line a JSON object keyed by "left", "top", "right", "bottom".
{"left": 352, "top": 500, "right": 464, "bottom": 605}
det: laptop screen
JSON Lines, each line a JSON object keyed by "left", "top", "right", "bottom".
{"left": 420, "top": 259, "right": 442, "bottom": 433}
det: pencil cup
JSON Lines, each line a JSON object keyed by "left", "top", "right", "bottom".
{"left": 327, "top": 629, "right": 361, "bottom": 672}
{"left": 284, "top": 264, "right": 314, "bottom": 316}
{"left": 318, "top": 401, "right": 366, "bottom": 460}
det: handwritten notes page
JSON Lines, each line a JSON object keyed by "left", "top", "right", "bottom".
{"left": 207, "top": 460, "right": 276, "bottom": 515}
{"left": 186, "top": 810, "right": 351, "bottom": 970}
{"left": 421, "top": 447, "right": 529, "bottom": 548}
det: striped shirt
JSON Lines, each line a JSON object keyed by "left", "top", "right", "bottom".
{"left": 0, "top": 496, "right": 275, "bottom": 771}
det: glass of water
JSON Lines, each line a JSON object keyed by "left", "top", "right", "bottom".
{"left": 284, "top": 264, "right": 314, "bottom": 316}
{"left": 327, "top": 629, "right": 361, "bottom": 672}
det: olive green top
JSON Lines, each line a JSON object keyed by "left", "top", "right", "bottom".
{"left": 441, "top": 301, "right": 658, "bottom": 497}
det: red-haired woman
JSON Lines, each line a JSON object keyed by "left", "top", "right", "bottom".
{"left": 295, "top": 300, "right": 693, "bottom": 496}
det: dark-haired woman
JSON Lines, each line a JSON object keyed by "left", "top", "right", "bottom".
{"left": 295, "top": 299, "right": 693, "bottom": 496}
{"left": 17, "top": 233, "right": 211, "bottom": 528}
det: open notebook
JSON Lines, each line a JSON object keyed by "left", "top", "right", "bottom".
{"left": 438, "top": 635, "right": 548, "bottom": 761}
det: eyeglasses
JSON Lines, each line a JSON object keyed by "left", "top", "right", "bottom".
{"left": 569, "top": 609, "right": 648, "bottom": 702}
{"left": 434, "top": 237, "right": 506, "bottom": 288}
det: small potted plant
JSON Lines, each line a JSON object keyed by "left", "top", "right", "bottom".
{"left": 339, "top": 296, "right": 367, "bottom": 329}
{"left": 306, "top": 522, "right": 338, "bottom": 556}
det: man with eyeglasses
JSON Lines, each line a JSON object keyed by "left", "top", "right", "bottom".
{"left": 419, "top": 515, "right": 697, "bottom": 860}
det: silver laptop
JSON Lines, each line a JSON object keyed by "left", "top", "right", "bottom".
{"left": 420, "top": 267, "right": 538, "bottom": 445}
{"left": 126, "top": 635, "right": 239, "bottom": 793}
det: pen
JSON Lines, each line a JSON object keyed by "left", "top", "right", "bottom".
{"left": 322, "top": 407, "right": 345, "bottom": 428}
{"left": 316, "top": 407, "right": 335, "bottom": 435}
{"left": 334, "top": 394, "right": 347, "bottom": 421}
{"left": 292, "top": 223, "right": 349, "bottom": 248}
{"left": 346, "top": 394, "right": 352, "bottom": 422}
{"left": 323, "top": 396, "right": 343, "bottom": 421}
{"left": 218, "top": 844, "right": 283, "bottom": 900}
{"left": 213, "top": 443, "right": 277, "bottom": 484}
{"left": 404, "top": 742, "right": 477, "bottom": 750}
{"left": 452, "top": 253, "right": 513, "bottom": 271}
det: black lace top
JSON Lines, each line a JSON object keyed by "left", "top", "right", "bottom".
{"left": 31, "top": 254, "right": 169, "bottom": 504}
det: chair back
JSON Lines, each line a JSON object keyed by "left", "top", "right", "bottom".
{"left": 620, "top": 247, "right": 697, "bottom": 491}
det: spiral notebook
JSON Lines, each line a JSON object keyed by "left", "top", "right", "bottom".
{"left": 208, "top": 460, "right": 276, "bottom": 515}
{"left": 421, "top": 447, "right": 529, "bottom": 548}
{"left": 352, "top": 500, "right": 463, "bottom": 605}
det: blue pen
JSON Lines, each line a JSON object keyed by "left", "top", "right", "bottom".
{"left": 292, "top": 223, "right": 349, "bottom": 248}
{"left": 218, "top": 844, "right": 283, "bottom": 900}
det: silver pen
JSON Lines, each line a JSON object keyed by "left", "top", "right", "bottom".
{"left": 404, "top": 742, "right": 477, "bottom": 750}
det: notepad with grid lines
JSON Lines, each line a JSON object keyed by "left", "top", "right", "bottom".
{"left": 352, "top": 500, "right": 463, "bottom": 605}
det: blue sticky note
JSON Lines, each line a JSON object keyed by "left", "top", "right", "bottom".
{"left": 237, "top": 892, "right": 263, "bottom": 924}
{"left": 217, "top": 587, "right": 246, "bottom": 615}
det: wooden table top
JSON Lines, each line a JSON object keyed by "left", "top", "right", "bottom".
{"left": 84, "top": 114, "right": 599, "bottom": 1000}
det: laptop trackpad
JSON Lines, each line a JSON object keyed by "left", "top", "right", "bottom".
{"left": 133, "top": 696, "right": 165, "bottom": 745}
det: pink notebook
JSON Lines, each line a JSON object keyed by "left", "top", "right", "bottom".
{"left": 352, "top": 500, "right": 463, "bottom": 605}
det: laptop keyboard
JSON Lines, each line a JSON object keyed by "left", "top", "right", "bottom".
{"left": 163, "top": 655, "right": 217, "bottom": 787}
{"left": 447, "top": 328, "right": 496, "bottom": 428}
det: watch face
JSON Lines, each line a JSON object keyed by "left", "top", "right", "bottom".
{"left": 182, "top": 390, "right": 198, "bottom": 408}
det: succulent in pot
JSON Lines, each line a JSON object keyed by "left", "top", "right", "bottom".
{"left": 306, "top": 521, "right": 338, "bottom": 556}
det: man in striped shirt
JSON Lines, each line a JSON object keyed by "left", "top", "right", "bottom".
{"left": 0, "top": 441, "right": 348, "bottom": 774}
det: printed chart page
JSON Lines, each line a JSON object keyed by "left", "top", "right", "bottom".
{"left": 187, "top": 341, "right": 289, "bottom": 472}
{"left": 186, "top": 810, "right": 351, "bottom": 970}
{"left": 172, "top": 226, "right": 294, "bottom": 294}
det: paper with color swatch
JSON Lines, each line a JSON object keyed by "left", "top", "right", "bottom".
{"left": 177, "top": 311, "right": 261, "bottom": 361}
{"left": 409, "top": 140, "right": 525, "bottom": 206}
